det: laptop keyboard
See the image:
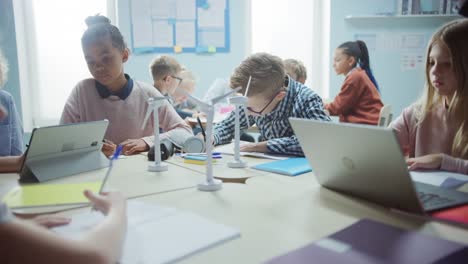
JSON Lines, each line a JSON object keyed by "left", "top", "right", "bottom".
{"left": 414, "top": 181, "right": 468, "bottom": 212}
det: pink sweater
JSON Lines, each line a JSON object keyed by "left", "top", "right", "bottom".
{"left": 60, "top": 78, "right": 193, "bottom": 146}
{"left": 391, "top": 103, "right": 468, "bottom": 174}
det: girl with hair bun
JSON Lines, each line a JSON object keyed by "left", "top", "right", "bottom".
{"left": 325, "top": 40, "right": 383, "bottom": 125}
{"left": 60, "top": 15, "right": 192, "bottom": 156}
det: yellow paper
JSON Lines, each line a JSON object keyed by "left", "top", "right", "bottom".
{"left": 457, "top": 183, "right": 468, "bottom": 193}
{"left": 183, "top": 159, "right": 217, "bottom": 165}
{"left": 3, "top": 182, "right": 101, "bottom": 208}
{"left": 208, "top": 46, "right": 216, "bottom": 53}
{"left": 174, "top": 46, "right": 183, "bottom": 53}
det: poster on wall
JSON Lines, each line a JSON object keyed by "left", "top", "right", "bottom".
{"left": 130, "top": 0, "right": 230, "bottom": 54}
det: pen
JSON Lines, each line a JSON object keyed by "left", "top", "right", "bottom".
{"left": 92, "top": 145, "right": 123, "bottom": 211}
{"left": 197, "top": 116, "right": 207, "bottom": 142}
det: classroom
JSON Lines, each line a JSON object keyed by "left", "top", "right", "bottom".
{"left": 1, "top": 0, "right": 468, "bottom": 263}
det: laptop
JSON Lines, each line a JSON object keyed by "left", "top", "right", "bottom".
{"left": 289, "top": 118, "right": 468, "bottom": 214}
{"left": 20, "top": 120, "right": 110, "bottom": 183}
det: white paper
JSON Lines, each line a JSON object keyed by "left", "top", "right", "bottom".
{"left": 133, "top": 18, "right": 154, "bottom": 48}
{"left": 401, "top": 34, "right": 426, "bottom": 49}
{"left": 215, "top": 141, "right": 291, "bottom": 160}
{"left": 197, "top": 1, "right": 225, "bottom": 28}
{"left": 131, "top": 0, "right": 152, "bottom": 18}
{"left": 151, "top": 0, "right": 174, "bottom": 19}
{"left": 153, "top": 20, "right": 174, "bottom": 47}
{"left": 410, "top": 170, "right": 468, "bottom": 187}
{"left": 176, "top": 0, "right": 196, "bottom": 19}
{"left": 199, "top": 30, "right": 225, "bottom": 47}
{"left": 377, "top": 34, "right": 402, "bottom": 51}
{"left": 401, "top": 53, "right": 424, "bottom": 71}
{"left": 53, "top": 201, "right": 240, "bottom": 264}
{"left": 175, "top": 21, "right": 196, "bottom": 47}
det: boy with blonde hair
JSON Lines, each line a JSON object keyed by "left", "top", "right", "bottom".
{"left": 150, "top": 55, "right": 183, "bottom": 100}
{"left": 284, "top": 58, "right": 307, "bottom": 84}
{"left": 213, "top": 52, "right": 330, "bottom": 156}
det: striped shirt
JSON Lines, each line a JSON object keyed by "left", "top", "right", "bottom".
{"left": 213, "top": 77, "right": 330, "bottom": 156}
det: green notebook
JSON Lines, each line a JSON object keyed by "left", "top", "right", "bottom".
{"left": 2, "top": 182, "right": 101, "bottom": 208}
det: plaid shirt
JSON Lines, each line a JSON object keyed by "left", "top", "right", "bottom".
{"left": 213, "top": 77, "right": 330, "bottom": 156}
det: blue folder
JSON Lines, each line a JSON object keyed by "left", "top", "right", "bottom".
{"left": 252, "top": 158, "right": 312, "bottom": 176}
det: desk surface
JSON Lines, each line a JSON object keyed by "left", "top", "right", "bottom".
{"left": 5, "top": 152, "right": 468, "bottom": 263}
{"left": 0, "top": 155, "right": 206, "bottom": 214}
{"left": 167, "top": 155, "right": 272, "bottom": 183}
{"left": 130, "top": 177, "right": 468, "bottom": 263}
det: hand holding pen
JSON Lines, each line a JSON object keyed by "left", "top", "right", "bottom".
{"left": 92, "top": 145, "right": 123, "bottom": 212}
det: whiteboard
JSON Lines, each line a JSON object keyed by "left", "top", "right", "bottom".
{"left": 130, "top": 0, "right": 230, "bottom": 54}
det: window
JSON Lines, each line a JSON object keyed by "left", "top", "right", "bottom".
{"left": 250, "top": 0, "right": 330, "bottom": 97}
{"left": 14, "top": 0, "right": 114, "bottom": 130}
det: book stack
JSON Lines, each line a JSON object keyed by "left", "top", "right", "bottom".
{"left": 397, "top": 0, "right": 459, "bottom": 15}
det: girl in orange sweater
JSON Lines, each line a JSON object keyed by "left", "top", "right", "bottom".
{"left": 325, "top": 40, "right": 383, "bottom": 125}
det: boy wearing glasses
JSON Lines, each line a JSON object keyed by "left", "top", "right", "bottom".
{"left": 213, "top": 53, "right": 330, "bottom": 156}
{"left": 150, "top": 55, "right": 184, "bottom": 103}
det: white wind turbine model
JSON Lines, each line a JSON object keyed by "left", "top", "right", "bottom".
{"left": 180, "top": 87, "right": 240, "bottom": 191}
{"left": 227, "top": 76, "right": 252, "bottom": 168}
{"left": 141, "top": 97, "right": 168, "bottom": 172}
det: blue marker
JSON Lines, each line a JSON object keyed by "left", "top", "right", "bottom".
{"left": 92, "top": 145, "right": 123, "bottom": 212}
{"left": 99, "top": 145, "right": 123, "bottom": 194}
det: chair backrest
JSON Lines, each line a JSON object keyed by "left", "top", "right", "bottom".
{"left": 378, "top": 105, "right": 393, "bottom": 127}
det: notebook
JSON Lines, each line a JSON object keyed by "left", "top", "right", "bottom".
{"left": 53, "top": 201, "right": 240, "bottom": 264}
{"left": 266, "top": 218, "right": 468, "bottom": 264}
{"left": 2, "top": 182, "right": 101, "bottom": 208}
{"left": 252, "top": 158, "right": 312, "bottom": 176}
{"left": 215, "top": 141, "right": 292, "bottom": 160}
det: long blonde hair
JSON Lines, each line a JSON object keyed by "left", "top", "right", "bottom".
{"left": 417, "top": 19, "right": 468, "bottom": 158}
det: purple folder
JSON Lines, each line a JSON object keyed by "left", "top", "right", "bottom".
{"left": 265, "top": 219, "right": 468, "bottom": 264}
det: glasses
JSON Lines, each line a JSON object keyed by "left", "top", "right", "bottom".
{"left": 171, "top": 75, "right": 183, "bottom": 85}
{"left": 246, "top": 89, "right": 285, "bottom": 115}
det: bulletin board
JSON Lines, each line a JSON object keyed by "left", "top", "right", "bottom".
{"left": 130, "top": 0, "right": 230, "bottom": 54}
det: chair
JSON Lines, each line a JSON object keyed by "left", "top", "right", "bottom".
{"left": 378, "top": 105, "right": 393, "bottom": 127}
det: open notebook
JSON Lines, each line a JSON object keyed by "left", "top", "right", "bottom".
{"left": 53, "top": 201, "right": 240, "bottom": 264}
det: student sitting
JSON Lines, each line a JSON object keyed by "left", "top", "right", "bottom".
{"left": 0, "top": 190, "right": 127, "bottom": 264}
{"left": 171, "top": 68, "right": 198, "bottom": 119}
{"left": 284, "top": 58, "right": 307, "bottom": 84}
{"left": 149, "top": 55, "right": 183, "bottom": 104}
{"left": 0, "top": 50, "right": 23, "bottom": 156}
{"left": 325, "top": 40, "right": 383, "bottom": 125}
{"left": 60, "top": 15, "right": 192, "bottom": 156}
{"left": 212, "top": 52, "right": 330, "bottom": 156}
{"left": 391, "top": 19, "right": 468, "bottom": 174}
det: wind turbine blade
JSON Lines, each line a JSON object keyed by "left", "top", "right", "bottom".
{"left": 141, "top": 107, "right": 153, "bottom": 130}
{"left": 187, "top": 93, "right": 211, "bottom": 109}
{"left": 176, "top": 86, "right": 211, "bottom": 108}
{"left": 244, "top": 76, "right": 252, "bottom": 97}
{"left": 211, "top": 87, "right": 241, "bottom": 104}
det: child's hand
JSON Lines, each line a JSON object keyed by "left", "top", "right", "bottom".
{"left": 406, "top": 154, "right": 443, "bottom": 171}
{"left": 192, "top": 112, "right": 207, "bottom": 119}
{"left": 120, "top": 139, "right": 149, "bottom": 155}
{"left": 240, "top": 142, "right": 268, "bottom": 153}
{"left": 84, "top": 190, "right": 126, "bottom": 215}
{"left": 196, "top": 133, "right": 215, "bottom": 145}
{"left": 30, "top": 215, "right": 71, "bottom": 228}
{"left": 102, "top": 139, "right": 117, "bottom": 157}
